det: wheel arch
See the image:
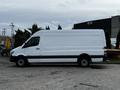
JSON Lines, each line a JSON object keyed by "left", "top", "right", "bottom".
{"left": 15, "top": 55, "right": 29, "bottom": 67}
{"left": 17, "top": 55, "right": 28, "bottom": 62}
{"left": 78, "top": 53, "right": 91, "bottom": 62}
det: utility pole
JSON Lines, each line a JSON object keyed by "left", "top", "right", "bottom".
{"left": 10, "top": 22, "right": 15, "bottom": 37}
{"left": 2, "top": 28, "right": 6, "bottom": 49}
{"left": 2, "top": 28, "right": 6, "bottom": 36}
{"left": 9, "top": 22, "right": 15, "bottom": 48}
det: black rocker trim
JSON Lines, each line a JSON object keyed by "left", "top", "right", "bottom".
{"left": 10, "top": 55, "right": 105, "bottom": 62}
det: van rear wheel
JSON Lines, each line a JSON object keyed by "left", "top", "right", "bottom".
{"left": 78, "top": 56, "right": 90, "bottom": 67}
{"left": 16, "top": 57, "right": 28, "bottom": 67}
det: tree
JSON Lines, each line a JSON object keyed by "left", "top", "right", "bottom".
{"left": 58, "top": 25, "right": 62, "bottom": 30}
{"left": 23, "top": 29, "right": 31, "bottom": 41}
{"left": 46, "top": 26, "right": 50, "bottom": 30}
{"left": 115, "top": 30, "right": 120, "bottom": 49}
{"left": 28, "top": 24, "right": 42, "bottom": 34}
{"left": 14, "top": 29, "right": 24, "bottom": 47}
{"left": 14, "top": 24, "right": 43, "bottom": 48}
{"left": 14, "top": 29, "right": 30, "bottom": 48}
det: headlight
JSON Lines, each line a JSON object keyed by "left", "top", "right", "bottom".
{"left": 10, "top": 51, "right": 14, "bottom": 55}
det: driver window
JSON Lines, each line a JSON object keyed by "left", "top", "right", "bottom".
{"left": 23, "top": 37, "right": 40, "bottom": 48}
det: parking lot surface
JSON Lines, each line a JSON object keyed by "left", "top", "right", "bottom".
{"left": 0, "top": 56, "right": 120, "bottom": 90}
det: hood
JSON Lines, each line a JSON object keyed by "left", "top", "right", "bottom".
{"left": 10, "top": 46, "right": 22, "bottom": 54}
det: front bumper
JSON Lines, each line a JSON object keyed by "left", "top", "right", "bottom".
{"left": 10, "top": 56, "right": 17, "bottom": 62}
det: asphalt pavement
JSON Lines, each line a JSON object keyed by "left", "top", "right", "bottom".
{"left": 0, "top": 56, "right": 120, "bottom": 90}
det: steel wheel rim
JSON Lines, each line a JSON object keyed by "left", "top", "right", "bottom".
{"left": 18, "top": 59, "right": 25, "bottom": 66}
{"left": 81, "top": 59, "right": 88, "bottom": 66}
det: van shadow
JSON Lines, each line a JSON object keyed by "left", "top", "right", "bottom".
{"left": 10, "top": 63, "right": 107, "bottom": 69}
{"left": 27, "top": 63, "right": 79, "bottom": 68}
{"left": 9, "top": 63, "right": 78, "bottom": 68}
{"left": 90, "top": 64, "right": 107, "bottom": 69}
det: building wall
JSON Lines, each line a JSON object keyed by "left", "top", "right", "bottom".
{"left": 73, "top": 18, "right": 111, "bottom": 36}
{"left": 111, "top": 16, "right": 120, "bottom": 38}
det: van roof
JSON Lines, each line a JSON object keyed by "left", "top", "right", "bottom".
{"left": 34, "top": 29, "right": 104, "bottom": 35}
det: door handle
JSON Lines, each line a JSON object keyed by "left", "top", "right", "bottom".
{"left": 36, "top": 48, "right": 40, "bottom": 50}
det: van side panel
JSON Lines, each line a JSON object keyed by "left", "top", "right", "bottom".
{"left": 40, "top": 30, "right": 104, "bottom": 55}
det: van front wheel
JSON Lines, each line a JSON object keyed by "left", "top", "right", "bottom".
{"left": 16, "top": 57, "right": 28, "bottom": 67}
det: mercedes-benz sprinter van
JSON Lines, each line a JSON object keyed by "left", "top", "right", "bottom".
{"left": 10, "top": 29, "right": 106, "bottom": 67}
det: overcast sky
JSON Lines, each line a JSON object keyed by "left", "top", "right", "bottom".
{"left": 0, "top": 0, "right": 120, "bottom": 36}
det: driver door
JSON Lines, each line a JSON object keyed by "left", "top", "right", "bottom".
{"left": 22, "top": 36, "right": 41, "bottom": 62}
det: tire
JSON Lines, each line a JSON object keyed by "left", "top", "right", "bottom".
{"left": 78, "top": 55, "right": 90, "bottom": 67}
{"left": 1, "top": 52, "right": 4, "bottom": 56}
{"left": 16, "top": 57, "right": 28, "bottom": 67}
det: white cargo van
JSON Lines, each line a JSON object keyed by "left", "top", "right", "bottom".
{"left": 10, "top": 29, "right": 106, "bottom": 67}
